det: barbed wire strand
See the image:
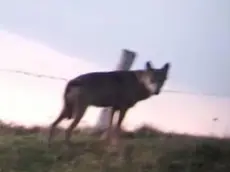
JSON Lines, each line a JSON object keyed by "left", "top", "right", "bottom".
{"left": 0, "top": 68, "right": 68, "bottom": 81}
{"left": 0, "top": 68, "right": 225, "bottom": 98}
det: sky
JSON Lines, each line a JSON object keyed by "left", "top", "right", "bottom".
{"left": 0, "top": 0, "right": 230, "bottom": 97}
{"left": 1, "top": 31, "right": 230, "bottom": 138}
{"left": 0, "top": 0, "right": 230, "bottom": 137}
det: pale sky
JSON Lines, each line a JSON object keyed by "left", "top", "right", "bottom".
{"left": 0, "top": 0, "right": 230, "bottom": 137}
{"left": 0, "top": 0, "right": 230, "bottom": 96}
{"left": 1, "top": 32, "right": 229, "bottom": 137}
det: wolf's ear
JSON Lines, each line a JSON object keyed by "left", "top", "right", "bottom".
{"left": 145, "top": 61, "right": 153, "bottom": 70}
{"left": 162, "top": 62, "right": 171, "bottom": 72}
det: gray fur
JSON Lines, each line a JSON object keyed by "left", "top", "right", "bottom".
{"left": 48, "top": 61, "right": 171, "bottom": 146}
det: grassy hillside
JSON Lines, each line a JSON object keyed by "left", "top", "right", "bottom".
{"left": 0, "top": 121, "right": 230, "bottom": 172}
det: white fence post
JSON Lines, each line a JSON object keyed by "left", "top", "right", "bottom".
{"left": 93, "top": 49, "right": 136, "bottom": 134}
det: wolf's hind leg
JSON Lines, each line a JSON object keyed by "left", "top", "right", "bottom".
{"left": 65, "top": 102, "right": 88, "bottom": 146}
{"left": 48, "top": 106, "right": 71, "bottom": 146}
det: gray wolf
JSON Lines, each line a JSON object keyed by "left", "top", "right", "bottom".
{"left": 48, "top": 61, "right": 171, "bottom": 146}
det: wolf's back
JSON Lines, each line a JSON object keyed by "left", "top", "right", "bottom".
{"left": 65, "top": 71, "right": 138, "bottom": 92}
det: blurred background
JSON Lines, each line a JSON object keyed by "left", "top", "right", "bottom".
{"left": 0, "top": 0, "right": 229, "bottom": 137}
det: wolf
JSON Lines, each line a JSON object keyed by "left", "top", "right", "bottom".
{"left": 48, "top": 61, "right": 171, "bottom": 146}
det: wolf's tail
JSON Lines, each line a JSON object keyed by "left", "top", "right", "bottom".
{"left": 62, "top": 80, "right": 81, "bottom": 119}
{"left": 62, "top": 82, "right": 74, "bottom": 119}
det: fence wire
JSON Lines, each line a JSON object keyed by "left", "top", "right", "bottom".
{"left": 0, "top": 68, "right": 68, "bottom": 81}
{"left": 0, "top": 68, "right": 224, "bottom": 98}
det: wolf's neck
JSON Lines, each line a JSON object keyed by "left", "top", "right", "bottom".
{"left": 134, "top": 71, "right": 156, "bottom": 95}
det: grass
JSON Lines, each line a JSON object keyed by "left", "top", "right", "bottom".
{"left": 0, "top": 121, "right": 230, "bottom": 172}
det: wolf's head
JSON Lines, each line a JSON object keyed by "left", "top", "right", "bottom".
{"left": 141, "top": 61, "right": 171, "bottom": 95}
